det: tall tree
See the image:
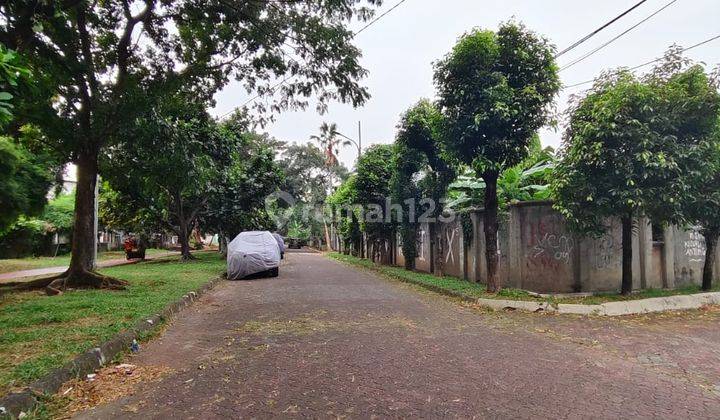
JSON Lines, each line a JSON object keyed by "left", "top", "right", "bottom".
{"left": 434, "top": 22, "right": 560, "bottom": 292}
{"left": 391, "top": 99, "right": 453, "bottom": 272}
{"left": 105, "top": 102, "right": 233, "bottom": 260}
{"left": 204, "top": 122, "right": 284, "bottom": 254}
{"left": 354, "top": 144, "right": 395, "bottom": 262}
{"left": 311, "top": 122, "right": 343, "bottom": 168}
{"left": 0, "top": 0, "right": 379, "bottom": 289}
{"left": 552, "top": 62, "right": 720, "bottom": 294}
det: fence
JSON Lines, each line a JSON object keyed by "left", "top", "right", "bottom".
{"left": 331, "top": 201, "right": 718, "bottom": 293}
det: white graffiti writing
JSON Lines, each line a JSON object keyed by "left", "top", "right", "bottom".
{"left": 532, "top": 233, "right": 573, "bottom": 264}
{"left": 445, "top": 227, "right": 457, "bottom": 263}
{"left": 685, "top": 230, "right": 705, "bottom": 262}
{"left": 417, "top": 228, "right": 426, "bottom": 261}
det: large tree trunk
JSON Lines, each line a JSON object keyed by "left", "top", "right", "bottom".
{"left": 483, "top": 172, "right": 500, "bottom": 293}
{"left": 702, "top": 230, "right": 718, "bottom": 291}
{"left": 69, "top": 151, "right": 99, "bottom": 272}
{"left": 402, "top": 225, "right": 417, "bottom": 271}
{"left": 621, "top": 214, "right": 633, "bottom": 295}
{"left": 42, "top": 150, "right": 128, "bottom": 295}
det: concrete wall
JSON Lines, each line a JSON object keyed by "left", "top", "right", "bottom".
{"left": 336, "top": 202, "right": 720, "bottom": 294}
{"left": 511, "top": 204, "right": 577, "bottom": 292}
{"left": 669, "top": 226, "right": 707, "bottom": 287}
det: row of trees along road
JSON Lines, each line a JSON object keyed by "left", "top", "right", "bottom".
{"left": 333, "top": 23, "right": 720, "bottom": 295}
{"left": 553, "top": 53, "right": 720, "bottom": 294}
{"left": 333, "top": 22, "right": 560, "bottom": 292}
{"left": 0, "top": 0, "right": 381, "bottom": 292}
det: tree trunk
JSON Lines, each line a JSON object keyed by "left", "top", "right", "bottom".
{"left": 403, "top": 226, "right": 417, "bottom": 271}
{"left": 483, "top": 172, "right": 500, "bottom": 293}
{"left": 218, "top": 232, "right": 228, "bottom": 257}
{"left": 702, "top": 230, "right": 718, "bottom": 291}
{"left": 434, "top": 223, "right": 445, "bottom": 277}
{"left": 69, "top": 151, "right": 99, "bottom": 273}
{"left": 40, "top": 150, "right": 128, "bottom": 294}
{"left": 621, "top": 214, "right": 633, "bottom": 295}
{"left": 323, "top": 221, "right": 331, "bottom": 251}
{"left": 178, "top": 220, "right": 193, "bottom": 261}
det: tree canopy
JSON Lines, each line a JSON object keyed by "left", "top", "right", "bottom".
{"left": 434, "top": 22, "right": 560, "bottom": 291}
{"left": 0, "top": 0, "right": 381, "bottom": 290}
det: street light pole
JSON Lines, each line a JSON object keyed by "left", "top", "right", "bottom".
{"left": 332, "top": 128, "right": 361, "bottom": 160}
{"left": 357, "top": 120, "right": 361, "bottom": 156}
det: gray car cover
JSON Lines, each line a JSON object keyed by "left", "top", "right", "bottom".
{"left": 227, "top": 231, "right": 281, "bottom": 279}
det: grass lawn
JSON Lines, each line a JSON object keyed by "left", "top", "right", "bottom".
{"left": 0, "top": 252, "right": 225, "bottom": 396}
{"left": 328, "top": 252, "right": 720, "bottom": 306}
{"left": 0, "top": 249, "right": 171, "bottom": 274}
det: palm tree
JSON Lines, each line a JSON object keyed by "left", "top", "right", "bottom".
{"left": 310, "top": 122, "right": 341, "bottom": 167}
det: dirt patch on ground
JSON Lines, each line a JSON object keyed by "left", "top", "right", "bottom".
{"left": 47, "top": 364, "right": 172, "bottom": 418}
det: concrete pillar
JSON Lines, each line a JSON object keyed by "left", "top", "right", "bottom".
{"left": 662, "top": 227, "right": 676, "bottom": 289}
{"left": 507, "top": 205, "right": 522, "bottom": 289}
{"left": 637, "top": 218, "right": 652, "bottom": 290}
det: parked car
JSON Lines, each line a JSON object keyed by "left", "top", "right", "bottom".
{"left": 227, "top": 231, "right": 281, "bottom": 279}
{"left": 272, "top": 233, "right": 285, "bottom": 259}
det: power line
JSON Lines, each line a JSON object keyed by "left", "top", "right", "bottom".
{"left": 562, "top": 34, "right": 720, "bottom": 90}
{"left": 222, "top": 0, "right": 410, "bottom": 118}
{"left": 354, "top": 0, "right": 408, "bottom": 36}
{"left": 555, "top": 0, "right": 649, "bottom": 58}
{"left": 560, "top": 0, "right": 679, "bottom": 72}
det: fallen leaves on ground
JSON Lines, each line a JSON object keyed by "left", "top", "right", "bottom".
{"left": 49, "top": 363, "right": 172, "bottom": 418}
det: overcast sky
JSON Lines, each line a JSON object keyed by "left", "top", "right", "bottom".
{"left": 210, "top": 0, "right": 720, "bottom": 169}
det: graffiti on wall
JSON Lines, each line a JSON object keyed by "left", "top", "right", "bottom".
{"left": 684, "top": 230, "right": 705, "bottom": 263}
{"left": 445, "top": 226, "right": 458, "bottom": 264}
{"left": 527, "top": 219, "right": 573, "bottom": 270}
{"left": 417, "top": 227, "right": 426, "bottom": 261}
{"left": 593, "top": 235, "right": 620, "bottom": 270}
{"left": 532, "top": 233, "right": 573, "bottom": 263}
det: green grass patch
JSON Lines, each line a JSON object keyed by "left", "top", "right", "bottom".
{"left": 327, "top": 252, "right": 720, "bottom": 306}
{"left": 0, "top": 252, "right": 225, "bottom": 396}
{"left": 0, "top": 248, "right": 171, "bottom": 274}
{"left": 328, "top": 252, "right": 533, "bottom": 301}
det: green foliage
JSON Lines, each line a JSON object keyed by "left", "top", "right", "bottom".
{"left": 448, "top": 137, "right": 556, "bottom": 212}
{"left": 434, "top": 22, "right": 560, "bottom": 175}
{"left": 2, "top": 0, "right": 381, "bottom": 268}
{"left": 0, "top": 44, "right": 31, "bottom": 126}
{"left": 0, "top": 217, "right": 52, "bottom": 258}
{"left": 552, "top": 62, "right": 720, "bottom": 235}
{"left": 42, "top": 192, "right": 75, "bottom": 233}
{"left": 205, "top": 125, "right": 284, "bottom": 238}
{"left": 390, "top": 99, "right": 452, "bottom": 263}
{"left": 0, "top": 136, "right": 53, "bottom": 233}
{"left": 328, "top": 175, "right": 363, "bottom": 251}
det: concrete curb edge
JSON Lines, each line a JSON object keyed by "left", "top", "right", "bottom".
{"left": 329, "top": 255, "right": 720, "bottom": 318}
{"left": 0, "top": 276, "right": 225, "bottom": 419}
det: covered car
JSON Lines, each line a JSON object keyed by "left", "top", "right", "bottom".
{"left": 272, "top": 233, "right": 285, "bottom": 259}
{"left": 227, "top": 231, "right": 281, "bottom": 279}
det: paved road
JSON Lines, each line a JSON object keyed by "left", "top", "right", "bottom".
{"left": 0, "top": 252, "right": 179, "bottom": 282}
{"left": 77, "top": 252, "right": 720, "bottom": 419}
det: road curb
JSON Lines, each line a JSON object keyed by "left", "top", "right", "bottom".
{"left": 328, "top": 255, "right": 720, "bottom": 318}
{"left": 477, "top": 292, "right": 720, "bottom": 316}
{"left": 0, "top": 276, "right": 225, "bottom": 419}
